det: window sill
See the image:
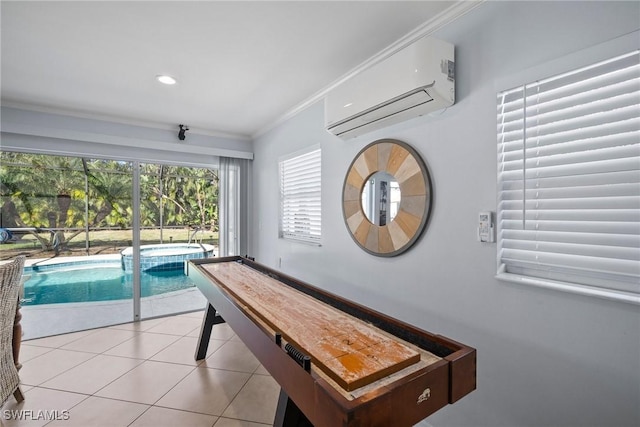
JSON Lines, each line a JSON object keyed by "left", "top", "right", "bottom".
{"left": 280, "top": 236, "right": 322, "bottom": 247}
{"left": 495, "top": 272, "right": 640, "bottom": 305}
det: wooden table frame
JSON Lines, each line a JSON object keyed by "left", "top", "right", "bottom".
{"left": 190, "top": 256, "right": 475, "bottom": 427}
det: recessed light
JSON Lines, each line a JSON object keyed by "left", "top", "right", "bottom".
{"left": 156, "top": 75, "right": 177, "bottom": 85}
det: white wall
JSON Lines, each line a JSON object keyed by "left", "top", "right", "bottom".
{"left": 250, "top": 2, "right": 640, "bottom": 426}
{"left": 1, "top": 107, "right": 252, "bottom": 165}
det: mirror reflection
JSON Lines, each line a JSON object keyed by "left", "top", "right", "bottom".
{"left": 361, "top": 171, "right": 401, "bottom": 226}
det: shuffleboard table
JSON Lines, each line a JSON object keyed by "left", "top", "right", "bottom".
{"left": 188, "top": 256, "right": 476, "bottom": 427}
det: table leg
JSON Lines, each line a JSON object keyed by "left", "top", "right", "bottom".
{"left": 273, "top": 389, "right": 313, "bottom": 427}
{"left": 195, "top": 303, "right": 225, "bottom": 361}
{"left": 13, "top": 298, "right": 22, "bottom": 370}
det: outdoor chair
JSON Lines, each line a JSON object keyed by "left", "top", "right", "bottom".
{"left": 0, "top": 256, "right": 25, "bottom": 406}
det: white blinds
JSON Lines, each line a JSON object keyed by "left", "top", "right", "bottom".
{"left": 279, "top": 148, "right": 321, "bottom": 244}
{"left": 219, "top": 157, "right": 247, "bottom": 257}
{"left": 497, "top": 51, "right": 640, "bottom": 297}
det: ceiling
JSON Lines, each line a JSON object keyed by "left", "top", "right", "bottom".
{"left": 1, "top": 1, "right": 465, "bottom": 140}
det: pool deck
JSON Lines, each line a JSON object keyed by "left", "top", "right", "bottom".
{"left": 24, "top": 254, "right": 122, "bottom": 268}
{"left": 20, "top": 252, "right": 216, "bottom": 339}
{"left": 22, "top": 287, "right": 208, "bottom": 340}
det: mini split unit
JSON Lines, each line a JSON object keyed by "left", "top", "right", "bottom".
{"left": 325, "top": 37, "right": 455, "bottom": 139}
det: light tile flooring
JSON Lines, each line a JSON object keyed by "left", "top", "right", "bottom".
{"left": 1, "top": 311, "right": 280, "bottom": 427}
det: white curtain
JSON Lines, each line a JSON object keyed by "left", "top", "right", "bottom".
{"left": 218, "top": 157, "right": 249, "bottom": 257}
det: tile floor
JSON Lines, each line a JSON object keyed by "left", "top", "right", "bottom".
{"left": 1, "top": 311, "right": 280, "bottom": 427}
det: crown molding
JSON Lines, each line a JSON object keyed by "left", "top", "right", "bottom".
{"left": 1, "top": 121, "right": 254, "bottom": 160}
{"left": 1, "top": 100, "right": 252, "bottom": 142}
{"left": 252, "top": 0, "right": 486, "bottom": 140}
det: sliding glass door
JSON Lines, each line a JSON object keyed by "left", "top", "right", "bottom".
{"left": 0, "top": 153, "right": 135, "bottom": 338}
{"left": 0, "top": 152, "right": 218, "bottom": 338}
{"left": 138, "top": 163, "right": 217, "bottom": 319}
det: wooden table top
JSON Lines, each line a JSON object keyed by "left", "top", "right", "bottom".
{"left": 201, "top": 262, "right": 422, "bottom": 391}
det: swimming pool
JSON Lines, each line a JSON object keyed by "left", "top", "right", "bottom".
{"left": 120, "top": 243, "right": 215, "bottom": 272}
{"left": 22, "top": 258, "right": 200, "bottom": 306}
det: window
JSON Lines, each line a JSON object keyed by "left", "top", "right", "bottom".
{"left": 279, "top": 147, "right": 321, "bottom": 244}
{"left": 0, "top": 151, "right": 220, "bottom": 337}
{"left": 497, "top": 50, "right": 640, "bottom": 303}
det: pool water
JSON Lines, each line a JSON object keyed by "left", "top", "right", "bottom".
{"left": 22, "top": 264, "right": 196, "bottom": 305}
{"left": 120, "top": 243, "right": 215, "bottom": 272}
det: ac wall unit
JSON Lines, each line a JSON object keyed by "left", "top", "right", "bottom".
{"left": 325, "top": 36, "right": 455, "bottom": 139}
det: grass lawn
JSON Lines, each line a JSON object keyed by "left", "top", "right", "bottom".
{"left": 0, "top": 228, "right": 219, "bottom": 260}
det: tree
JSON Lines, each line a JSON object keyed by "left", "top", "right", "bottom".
{"left": 1, "top": 152, "right": 219, "bottom": 254}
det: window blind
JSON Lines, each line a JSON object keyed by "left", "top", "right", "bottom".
{"left": 279, "top": 148, "right": 321, "bottom": 244}
{"left": 497, "top": 51, "right": 640, "bottom": 299}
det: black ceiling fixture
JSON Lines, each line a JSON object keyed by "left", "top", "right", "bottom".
{"left": 178, "top": 124, "right": 189, "bottom": 141}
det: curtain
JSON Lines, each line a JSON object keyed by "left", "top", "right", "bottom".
{"left": 218, "top": 157, "right": 249, "bottom": 257}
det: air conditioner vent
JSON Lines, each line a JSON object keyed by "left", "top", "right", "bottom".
{"left": 325, "top": 37, "right": 454, "bottom": 139}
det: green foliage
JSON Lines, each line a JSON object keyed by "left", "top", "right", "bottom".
{"left": 0, "top": 152, "right": 219, "bottom": 240}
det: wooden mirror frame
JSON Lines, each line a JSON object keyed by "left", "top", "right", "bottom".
{"left": 342, "top": 139, "right": 433, "bottom": 257}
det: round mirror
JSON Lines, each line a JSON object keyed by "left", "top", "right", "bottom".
{"left": 342, "top": 139, "right": 432, "bottom": 257}
{"left": 361, "top": 172, "right": 401, "bottom": 226}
